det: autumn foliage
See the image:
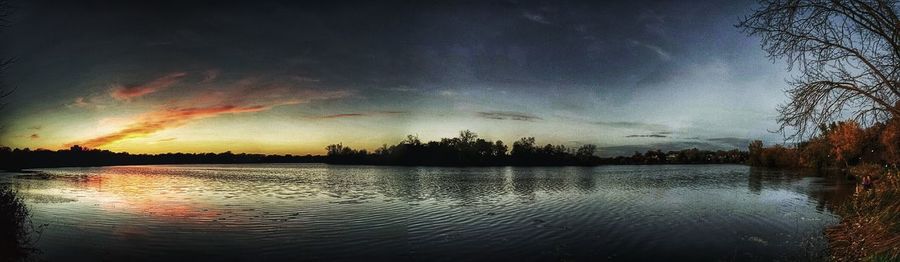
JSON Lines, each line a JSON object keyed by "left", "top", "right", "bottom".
{"left": 881, "top": 119, "right": 900, "bottom": 166}
{"left": 749, "top": 119, "right": 900, "bottom": 169}
{"left": 828, "top": 121, "right": 863, "bottom": 167}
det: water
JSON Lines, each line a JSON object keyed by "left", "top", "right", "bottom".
{"left": 1, "top": 164, "right": 855, "bottom": 261}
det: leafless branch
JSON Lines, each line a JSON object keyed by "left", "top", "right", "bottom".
{"left": 738, "top": 0, "right": 900, "bottom": 140}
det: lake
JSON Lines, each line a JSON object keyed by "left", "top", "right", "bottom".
{"left": 1, "top": 164, "right": 855, "bottom": 261}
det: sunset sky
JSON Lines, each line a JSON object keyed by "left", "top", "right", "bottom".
{"left": 0, "top": 0, "right": 791, "bottom": 156}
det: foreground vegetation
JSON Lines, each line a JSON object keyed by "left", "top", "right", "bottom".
{"left": 827, "top": 169, "right": 900, "bottom": 261}
{"left": 0, "top": 185, "right": 33, "bottom": 261}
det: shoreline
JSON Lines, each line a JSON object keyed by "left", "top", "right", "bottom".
{"left": 2, "top": 162, "right": 755, "bottom": 172}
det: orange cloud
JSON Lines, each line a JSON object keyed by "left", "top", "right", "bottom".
{"left": 110, "top": 72, "right": 187, "bottom": 101}
{"left": 69, "top": 86, "right": 351, "bottom": 148}
{"left": 68, "top": 105, "right": 267, "bottom": 148}
{"left": 30, "top": 133, "right": 39, "bottom": 140}
{"left": 68, "top": 96, "right": 107, "bottom": 109}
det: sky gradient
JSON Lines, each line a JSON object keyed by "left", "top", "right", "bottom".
{"left": 0, "top": 0, "right": 793, "bottom": 156}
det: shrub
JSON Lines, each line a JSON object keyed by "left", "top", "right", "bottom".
{"left": 827, "top": 170, "right": 900, "bottom": 261}
{"left": 0, "top": 184, "right": 33, "bottom": 261}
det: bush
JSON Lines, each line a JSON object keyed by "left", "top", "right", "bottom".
{"left": 827, "top": 170, "right": 900, "bottom": 261}
{"left": 0, "top": 184, "right": 33, "bottom": 261}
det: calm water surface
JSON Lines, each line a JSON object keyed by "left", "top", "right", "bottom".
{"left": 2, "top": 164, "right": 855, "bottom": 261}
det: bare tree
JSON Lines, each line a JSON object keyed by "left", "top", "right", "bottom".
{"left": 738, "top": 0, "right": 900, "bottom": 140}
{"left": 0, "top": 0, "right": 13, "bottom": 109}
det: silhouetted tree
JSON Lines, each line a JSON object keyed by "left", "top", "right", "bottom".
{"left": 0, "top": 146, "right": 323, "bottom": 170}
{"left": 748, "top": 140, "right": 765, "bottom": 166}
{"left": 493, "top": 140, "right": 508, "bottom": 157}
{"left": 739, "top": 0, "right": 900, "bottom": 140}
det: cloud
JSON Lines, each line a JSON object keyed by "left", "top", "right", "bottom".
{"left": 156, "top": 138, "right": 177, "bottom": 142}
{"left": 71, "top": 97, "right": 90, "bottom": 107}
{"left": 69, "top": 84, "right": 350, "bottom": 148}
{"left": 292, "top": 76, "right": 321, "bottom": 83}
{"left": 201, "top": 70, "right": 219, "bottom": 83}
{"left": 598, "top": 140, "right": 744, "bottom": 157}
{"left": 704, "top": 137, "right": 751, "bottom": 148}
{"left": 314, "top": 111, "right": 408, "bottom": 119}
{"left": 522, "top": 12, "right": 551, "bottom": 24}
{"left": 68, "top": 105, "right": 269, "bottom": 148}
{"left": 30, "top": 133, "right": 39, "bottom": 140}
{"left": 28, "top": 125, "right": 42, "bottom": 130}
{"left": 625, "top": 134, "right": 668, "bottom": 138}
{"left": 477, "top": 111, "right": 542, "bottom": 121}
{"left": 591, "top": 121, "right": 668, "bottom": 131}
{"left": 630, "top": 40, "right": 671, "bottom": 61}
{"left": 321, "top": 113, "right": 364, "bottom": 118}
{"left": 377, "top": 86, "right": 418, "bottom": 92}
{"left": 110, "top": 72, "right": 187, "bottom": 101}
{"left": 68, "top": 96, "right": 106, "bottom": 109}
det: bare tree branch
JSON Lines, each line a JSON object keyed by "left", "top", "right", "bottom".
{"left": 0, "top": 0, "right": 13, "bottom": 111}
{"left": 738, "top": 0, "right": 900, "bottom": 140}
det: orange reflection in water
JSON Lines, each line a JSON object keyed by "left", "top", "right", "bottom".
{"left": 68, "top": 166, "right": 222, "bottom": 222}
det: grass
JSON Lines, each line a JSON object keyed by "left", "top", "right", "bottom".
{"left": 0, "top": 184, "right": 34, "bottom": 261}
{"left": 826, "top": 169, "right": 900, "bottom": 261}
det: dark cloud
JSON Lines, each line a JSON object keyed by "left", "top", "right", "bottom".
{"left": 522, "top": 11, "right": 552, "bottom": 24}
{"left": 625, "top": 134, "right": 667, "bottom": 138}
{"left": 314, "top": 111, "right": 408, "bottom": 119}
{"left": 705, "top": 137, "right": 751, "bottom": 148}
{"left": 7, "top": 0, "right": 757, "bottom": 97}
{"left": 477, "top": 111, "right": 542, "bottom": 121}
{"left": 29, "top": 133, "right": 39, "bottom": 140}
{"left": 110, "top": 72, "right": 187, "bottom": 101}
{"left": 598, "top": 140, "right": 744, "bottom": 157}
{"left": 591, "top": 121, "right": 668, "bottom": 131}
{"left": 1, "top": 0, "right": 780, "bottom": 153}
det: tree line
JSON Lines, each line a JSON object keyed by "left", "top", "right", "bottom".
{"left": 748, "top": 117, "right": 900, "bottom": 169}
{"left": 0, "top": 145, "right": 324, "bottom": 170}
{"left": 1, "top": 130, "right": 750, "bottom": 170}
{"left": 325, "top": 130, "right": 748, "bottom": 166}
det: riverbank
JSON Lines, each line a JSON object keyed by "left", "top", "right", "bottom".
{"left": 827, "top": 169, "right": 900, "bottom": 261}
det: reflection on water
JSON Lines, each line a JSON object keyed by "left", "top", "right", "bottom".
{"left": 2, "top": 164, "right": 852, "bottom": 261}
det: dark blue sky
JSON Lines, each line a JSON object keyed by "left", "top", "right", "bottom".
{"left": 0, "top": 0, "right": 793, "bottom": 155}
